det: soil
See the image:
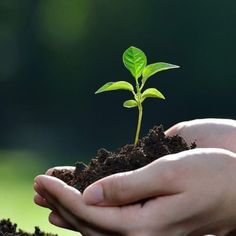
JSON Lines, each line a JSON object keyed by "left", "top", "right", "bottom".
{"left": 52, "top": 125, "right": 196, "bottom": 192}
{"left": 0, "top": 219, "right": 57, "bottom": 236}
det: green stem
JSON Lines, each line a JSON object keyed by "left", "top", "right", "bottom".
{"left": 140, "top": 82, "right": 145, "bottom": 91}
{"left": 134, "top": 103, "right": 143, "bottom": 146}
{"left": 134, "top": 79, "right": 143, "bottom": 146}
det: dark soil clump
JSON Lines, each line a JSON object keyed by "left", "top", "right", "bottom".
{"left": 53, "top": 125, "right": 196, "bottom": 192}
{"left": 0, "top": 219, "right": 57, "bottom": 236}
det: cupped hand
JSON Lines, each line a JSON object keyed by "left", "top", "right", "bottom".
{"left": 35, "top": 148, "right": 236, "bottom": 235}
{"left": 34, "top": 119, "right": 236, "bottom": 235}
{"left": 83, "top": 148, "right": 236, "bottom": 235}
{"left": 34, "top": 171, "right": 125, "bottom": 236}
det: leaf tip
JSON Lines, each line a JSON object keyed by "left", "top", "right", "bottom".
{"left": 171, "top": 64, "right": 180, "bottom": 69}
{"left": 95, "top": 87, "right": 104, "bottom": 94}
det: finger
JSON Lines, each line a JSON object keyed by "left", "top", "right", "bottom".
{"left": 49, "top": 211, "right": 114, "bottom": 236}
{"left": 34, "top": 182, "right": 44, "bottom": 196}
{"left": 83, "top": 155, "right": 184, "bottom": 206}
{"left": 49, "top": 211, "right": 76, "bottom": 230}
{"left": 46, "top": 166, "right": 75, "bottom": 175}
{"left": 35, "top": 175, "right": 127, "bottom": 232}
{"left": 34, "top": 183, "right": 54, "bottom": 209}
{"left": 49, "top": 205, "right": 123, "bottom": 236}
{"left": 34, "top": 193, "right": 53, "bottom": 209}
{"left": 165, "top": 121, "right": 184, "bottom": 136}
{"left": 35, "top": 179, "right": 87, "bottom": 230}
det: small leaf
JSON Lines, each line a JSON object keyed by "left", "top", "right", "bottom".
{"left": 123, "top": 46, "right": 147, "bottom": 80}
{"left": 141, "top": 88, "right": 165, "bottom": 101}
{"left": 95, "top": 81, "right": 134, "bottom": 94}
{"left": 123, "top": 99, "right": 138, "bottom": 108}
{"left": 142, "top": 62, "right": 179, "bottom": 84}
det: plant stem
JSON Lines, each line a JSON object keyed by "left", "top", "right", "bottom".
{"left": 134, "top": 103, "right": 143, "bottom": 145}
{"left": 134, "top": 79, "right": 143, "bottom": 146}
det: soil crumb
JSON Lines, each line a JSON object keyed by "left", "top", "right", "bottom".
{"left": 0, "top": 219, "right": 57, "bottom": 236}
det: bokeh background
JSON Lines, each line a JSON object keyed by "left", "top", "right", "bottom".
{"left": 0, "top": 0, "right": 236, "bottom": 235}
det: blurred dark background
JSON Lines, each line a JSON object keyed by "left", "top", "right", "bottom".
{"left": 0, "top": 0, "right": 236, "bottom": 165}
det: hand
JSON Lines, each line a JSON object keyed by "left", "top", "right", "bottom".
{"left": 81, "top": 118, "right": 236, "bottom": 235}
{"left": 35, "top": 166, "right": 136, "bottom": 236}
{"left": 165, "top": 118, "right": 236, "bottom": 152}
{"left": 34, "top": 119, "right": 236, "bottom": 235}
{"left": 35, "top": 148, "right": 236, "bottom": 235}
{"left": 82, "top": 148, "right": 236, "bottom": 235}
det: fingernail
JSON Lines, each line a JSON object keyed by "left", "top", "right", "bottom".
{"left": 83, "top": 184, "right": 103, "bottom": 205}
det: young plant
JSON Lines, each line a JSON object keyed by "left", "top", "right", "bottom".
{"left": 95, "top": 46, "right": 179, "bottom": 145}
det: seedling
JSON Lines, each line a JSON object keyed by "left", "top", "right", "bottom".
{"left": 96, "top": 46, "right": 179, "bottom": 145}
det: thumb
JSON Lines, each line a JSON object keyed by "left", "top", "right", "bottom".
{"left": 83, "top": 156, "right": 183, "bottom": 206}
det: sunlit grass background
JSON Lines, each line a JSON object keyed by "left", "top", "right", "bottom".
{"left": 0, "top": 151, "right": 79, "bottom": 236}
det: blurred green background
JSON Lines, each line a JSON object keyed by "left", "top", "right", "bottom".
{"left": 0, "top": 0, "right": 236, "bottom": 235}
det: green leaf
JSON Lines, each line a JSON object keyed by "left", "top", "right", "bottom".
{"left": 123, "top": 46, "right": 147, "bottom": 80}
{"left": 141, "top": 88, "right": 165, "bottom": 101}
{"left": 142, "top": 62, "right": 179, "bottom": 84}
{"left": 95, "top": 81, "right": 134, "bottom": 94}
{"left": 123, "top": 99, "right": 138, "bottom": 108}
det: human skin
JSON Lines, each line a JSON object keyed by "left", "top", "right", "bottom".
{"left": 34, "top": 119, "right": 236, "bottom": 236}
{"left": 165, "top": 118, "right": 236, "bottom": 153}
